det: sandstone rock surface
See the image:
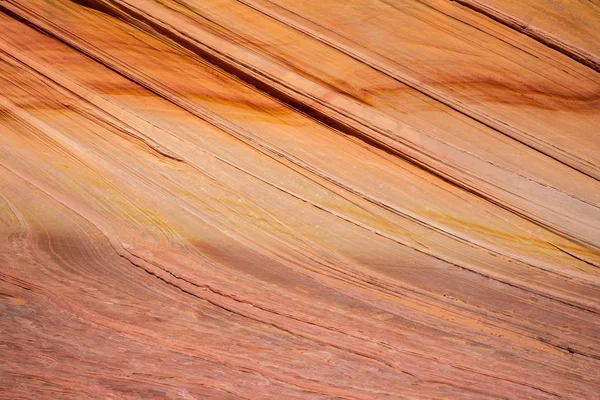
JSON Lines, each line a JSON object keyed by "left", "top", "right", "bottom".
{"left": 1, "top": 0, "right": 599, "bottom": 398}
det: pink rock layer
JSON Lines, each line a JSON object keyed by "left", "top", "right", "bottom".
{"left": 1, "top": 0, "right": 599, "bottom": 398}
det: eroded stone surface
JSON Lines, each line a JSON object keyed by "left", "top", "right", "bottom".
{"left": 1, "top": 0, "right": 599, "bottom": 398}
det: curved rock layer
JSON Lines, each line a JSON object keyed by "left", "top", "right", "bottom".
{"left": 1, "top": 0, "right": 599, "bottom": 398}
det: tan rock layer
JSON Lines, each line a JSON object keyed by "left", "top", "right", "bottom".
{"left": 0, "top": 0, "right": 599, "bottom": 398}
{"left": 452, "top": 0, "right": 600, "bottom": 72}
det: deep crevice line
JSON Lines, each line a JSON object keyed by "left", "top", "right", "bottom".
{"left": 451, "top": 0, "right": 600, "bottom": 73}
{"left": 232, "top": 0, "right": 600, "bottom": 181}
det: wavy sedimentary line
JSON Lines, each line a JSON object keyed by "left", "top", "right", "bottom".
{"left": 5, "top": 55, "right": 599, "bottom": 357}
{"left": 2, "top": 160, "right": 594, "bottom": 399}
{"left": 0, "top": 33, "right": 546, "bottom": 288}
{"left": 0, "top": 159, "right": 550, "bottom": 399}
{"left": 53, "top": 1, "right": 599, "bottom": 261}
{"left": 2, "top": 2, "right": 600, "bottom": 398}
{"left": 5, "top": 2, "right": 600, "bottom": 291}
{"left": 16, "top": 0, "right": 600, "bottom": 253}
{"left": 0, "top": 264, "right": 392, "bottom": 399}
{"left": 451, "top": 0, "right": 600, "bottom": 73}
{"left": 232, "top": 0, "right": 600, "bottom": 177}
{"left": 3, "top": 0, "right": 600, "bottom": 312}
{"left": 1, "top": 120, "right": 596, "bottom": 398}
{"left": 8, "top": 0, "right": 600, "bottom": 278}
{"left": 3, "top": 4, "right": 600, "bottom": 370}
{"left": 130, "top": 248, "right": 580, "bottom": 398}
{"left": 4, "top": 1, "right": 600, "bottom": 350}
{"left": 0, "top": 164, "right": 417, "bottom": 400}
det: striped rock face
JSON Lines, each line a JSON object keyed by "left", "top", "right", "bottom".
{"left": 0, "top": 0, "right": 599, "bottom": 398}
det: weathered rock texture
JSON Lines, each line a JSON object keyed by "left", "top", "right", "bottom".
{"left": 1, "top": 0, "right": 599, "bottom": 398}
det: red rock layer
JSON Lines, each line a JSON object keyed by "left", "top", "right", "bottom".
{"left": 0, "top": 0, "right": 599, "bottom": 398}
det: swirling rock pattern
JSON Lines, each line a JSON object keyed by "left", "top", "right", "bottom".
{"left": 1, "top": 0, "right": 599, "bottom": 398}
